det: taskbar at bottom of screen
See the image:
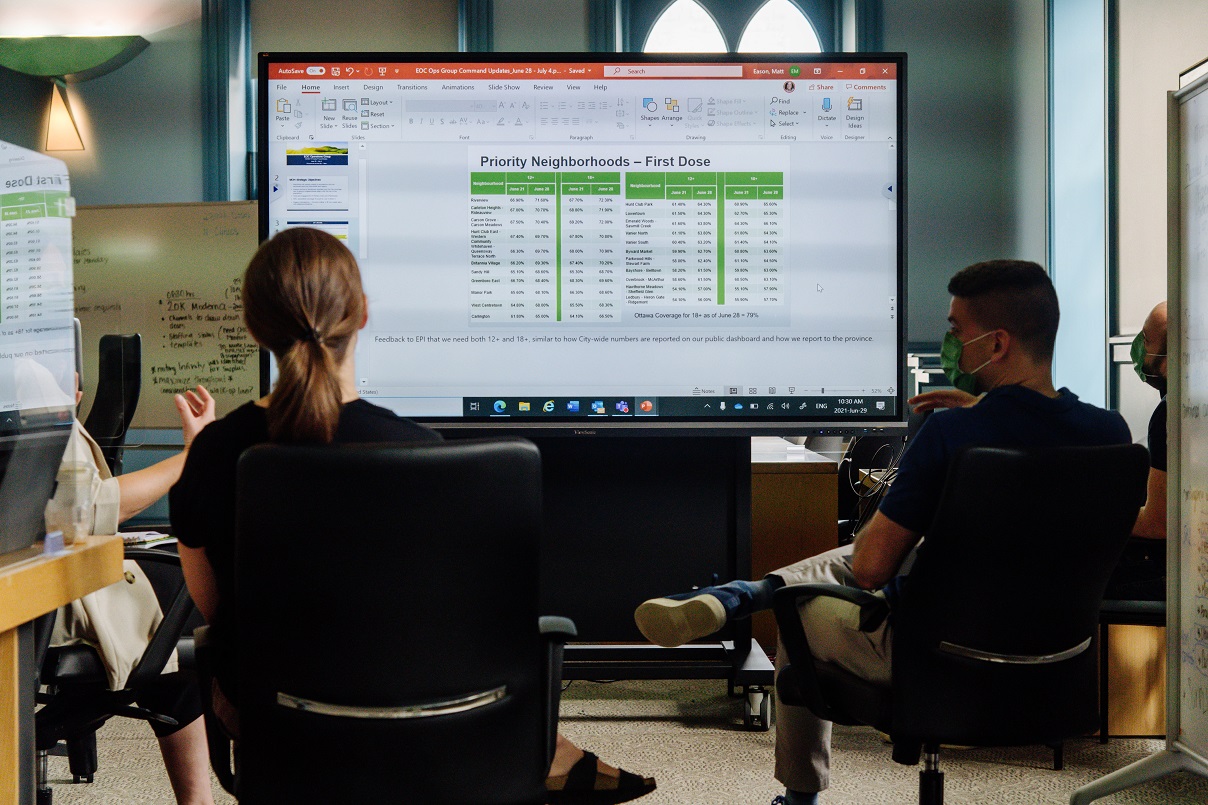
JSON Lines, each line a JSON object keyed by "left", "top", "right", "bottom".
{"left": 462, "top": 396, "right": 897, "bottom": 418}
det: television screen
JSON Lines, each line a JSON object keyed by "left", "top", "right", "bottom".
{"left": 259, "top": 53, "right": 904, "bottom": 433}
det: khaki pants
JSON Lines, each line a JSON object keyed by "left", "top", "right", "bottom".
{"left": 767, "top": 544, "right": 907, "bottom": 794}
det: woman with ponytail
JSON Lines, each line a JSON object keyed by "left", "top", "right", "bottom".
{"left": 172, "top": 228, "right": 654, "bottom": 804}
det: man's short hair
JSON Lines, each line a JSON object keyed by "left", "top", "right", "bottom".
{"left": 947, "top": 260, "right": 1059, "bottom": 362}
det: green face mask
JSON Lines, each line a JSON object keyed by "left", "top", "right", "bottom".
{"left": 1130, "top": 332, "right": 1167, "bottom": 390}
{"left": 940, "top": 330, "right": 993, "bottom": 394}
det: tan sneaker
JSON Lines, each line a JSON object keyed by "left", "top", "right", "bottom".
{"left": 633, "top": 594, "right": 727, "bottom": 647}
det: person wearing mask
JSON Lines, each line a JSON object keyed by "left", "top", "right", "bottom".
{"left": 632, "top": 260, "right": 1131, "bottom": 805}
{"left": 172, "top": 227, "right": 655, "bottom": 804}
{"left": 1102, "top": 301, "right": 1167, "bottom": 600}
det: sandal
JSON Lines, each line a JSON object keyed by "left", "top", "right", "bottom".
{"left": 545, "top": 751, "right": 657, "bottom": 804}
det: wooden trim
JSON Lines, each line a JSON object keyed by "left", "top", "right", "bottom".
{"left": 0, "top": 629, "right": 17, "bottom": 805}
{"left": 0, "top": 534, "right": 122, "bottom": 804}
{"left": 0, "top": 535, "right": 124, "bottom": 634}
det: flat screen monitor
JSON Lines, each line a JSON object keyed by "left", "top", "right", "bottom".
{"left": 0, "top": 142, "right": 76, "bottom": 553}
{"left": 258, "top": 53, "right": 905, "bottom": 434}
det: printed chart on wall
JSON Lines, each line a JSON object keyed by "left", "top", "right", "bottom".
{"left": 1177, "top": 73, "right": 1208, "bottom": 760}
{"left": 72, "top": 201, "right": 260, "bottom": 429}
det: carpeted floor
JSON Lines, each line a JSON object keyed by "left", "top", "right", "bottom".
{"left": 44, "top": 679, "right": 1208, "bottom": 804}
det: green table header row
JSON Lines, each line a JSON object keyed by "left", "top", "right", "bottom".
{"left": 666, "top": 186, "right": 718, "bottom": 199}
{"left": 725, "top": 186, "right": 785, "bottom": 200}
{"left": 471, "top": 171, "right": 780, "bottom": 185}
{"left": 725, "top": 172, "right": 783, "bottom": 185}
{"left": 560, "top": 184, "right": 622, "bottom": 195}
{"left": 472, "top": 171, "right": 784, "bottom": 199}
{"left": 1, "top": 190, "right": 71, "bottom": 219}
{"left": 472, "top": 172, "right": 625, "bottom": 190}
{"left": 625, "top": 171, "right": 783, "bottom": 187}
{"left": 559, "top": 172, "right": 622, "bottom": 183}
{"left": 507, "top": 183, "right": 555, "bottom": 195}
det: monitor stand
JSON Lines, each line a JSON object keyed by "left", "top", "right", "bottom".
{"left": 530, "top": 434, "right": 774, "bottom": 730}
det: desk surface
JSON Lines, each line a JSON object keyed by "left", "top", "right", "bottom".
{"left": 0, "top": 534, "right": 123, "bottom": 633}
{"left": 751, "top": 438, "right": 839, "bottom": 474}
{"left": 0, "top": 534, "right": 122, "bottom": 805}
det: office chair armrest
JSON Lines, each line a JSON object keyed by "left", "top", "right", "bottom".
{"left": 122, "top": 549, "right": 200, "bottom": 690}
{"left": 539, "top": 615, "right": 577, "bottom": 643}
{"left": 193, "top": 626, "right": 237, "bottom": 795}
{"left": 539, "top": 615, "right": 577, "bottom": 766}
{"left": 772, "top": 584, "right": 887, "bottom": 717}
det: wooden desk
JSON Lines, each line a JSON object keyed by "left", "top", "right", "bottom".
{"left": 0, "top": 535, "right": 123, "bottom": 805}
{"left": 1106, "top": 624, "right": 1165, "bottom": 737}
{"left": 751, "top": 441, "right": 839, "bottom": 652}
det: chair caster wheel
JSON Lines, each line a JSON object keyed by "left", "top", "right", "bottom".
{"left": 37, "top": 788, "right": 52, "bottom": 805}
{"left": 745, "top": 686, "right": 771, "bottom": 731}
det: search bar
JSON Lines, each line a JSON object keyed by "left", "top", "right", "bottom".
{"left": 604, "top": 65, "right": 744, "bottom": 78}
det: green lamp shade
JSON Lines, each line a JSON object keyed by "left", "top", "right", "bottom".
{"left": 0, "top": 36, "right": 149, "bottom": 82}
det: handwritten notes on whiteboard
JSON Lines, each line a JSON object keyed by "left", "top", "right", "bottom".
{"left": 72, "top": 202, "right": 260, "bottom": 428}
{"left": 1180, "top": 83, "right": 1208, "bottom": 753}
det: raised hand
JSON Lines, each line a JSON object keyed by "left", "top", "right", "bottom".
{"left": 175, "top": 385, "right": 216, "bottom": 448}
{"left": 907, "top": 388, "right": 979, "bottom": 413}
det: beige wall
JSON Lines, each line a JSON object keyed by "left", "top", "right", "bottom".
{"left": 1116, "top": 0, "right": 1208, "bottom": 334}
{"left": 251, "top": 0, "right": 457, "bottom": 54}
{"left": 494, "top": 0, "right": 588, "bottom": 51}
{"left": 1009, "top": 0, "right": 1048, "bottom": 265}
{"left": 882, "top": 0, "right": 1047, "bottom": 345}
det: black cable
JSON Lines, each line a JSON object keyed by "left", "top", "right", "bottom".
{"left": 844, "top": 434, "right": 907, "bottom": 535}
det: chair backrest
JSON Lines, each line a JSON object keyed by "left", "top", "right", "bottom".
{"left": 82, "top": 334, "right": 141, "bottom": 476}
{"left": 890, "top": 444, "right": 1149, "bottom": 746}
{"left": 232, "top": 439, "right": 547, "bottom": 804}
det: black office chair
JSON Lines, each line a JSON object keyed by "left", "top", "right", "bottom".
{"left": 34, "top": 547, "right": 200, "bottom": 805}
{"left": 201, "top": 439, "right": 573, "bottom": 804}
{"left": 82, "top": 334, "right": 141, "bottom": 476}
{"left": 773, "top": 444, "right": 1149, "bottom": 805}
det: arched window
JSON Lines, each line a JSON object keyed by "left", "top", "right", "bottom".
{"left": 619, "top": 0, "right": 838, "bottom": 54}
{"left": 737, "top": 0, "right": 822, "bottom": 53}
{"left": 643, "top": 0, "right": 727, "bottom": 53}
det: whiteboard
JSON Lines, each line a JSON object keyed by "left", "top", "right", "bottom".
{"left": 71, "top": 202, "right": 261, "bottom": 429}
{"left": 1174, "top": 74, "right": 1208, "bottom": 760}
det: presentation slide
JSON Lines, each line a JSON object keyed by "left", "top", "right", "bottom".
{"left": 262, "top": 58, "right": 902, "bottom": 424}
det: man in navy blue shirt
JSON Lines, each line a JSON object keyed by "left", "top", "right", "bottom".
{"left": 634, "top": 260, "right": 1131, "bottom": 805}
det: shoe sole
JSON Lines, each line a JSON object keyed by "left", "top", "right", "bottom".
{"left": 545, "top": 781, "right": 656, "bottom": 805}
{"left": 634, "top": 596, "right": 726, "bottom": 647}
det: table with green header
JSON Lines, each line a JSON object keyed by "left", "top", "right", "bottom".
{"left": 468, "top": 170, "right": 785, "bottom": 323}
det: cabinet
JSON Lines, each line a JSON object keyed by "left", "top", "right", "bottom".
{"left": 750, "top": 441, "right": 838, "bottom": 654}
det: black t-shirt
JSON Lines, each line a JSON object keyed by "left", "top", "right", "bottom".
{"left": 1148, "top": 397, "right": 1167, "bottom": 472}
{"left": 170, "top": 399, "right": 441, "bottom": 622}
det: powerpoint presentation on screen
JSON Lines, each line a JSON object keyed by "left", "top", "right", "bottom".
{"left": 263, "top": 59, "right": 901, "bottom": 421}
